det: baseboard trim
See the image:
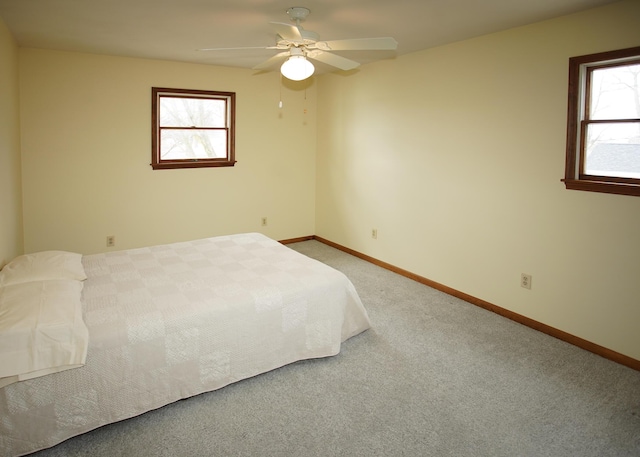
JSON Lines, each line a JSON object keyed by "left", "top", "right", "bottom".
{"left": 312, "top": 235, "right": 640, "bottom": 372}
{"left": 279, "top": 235, "right": 315, "bottom": 245}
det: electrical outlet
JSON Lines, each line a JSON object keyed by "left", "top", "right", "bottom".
{"left": 371, "top": 229, "right": 378, "bottom": 239}
{"left": 106, "top": 236, "right": 115, "bottom": 247}
{"left": 261, "top": 217, "right": 268, "bottom": 227}
{"left": 521, "top": 273, "right": 532, "bottom": 290}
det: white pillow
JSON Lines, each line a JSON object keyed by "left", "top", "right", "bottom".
{"left": 0, "top": 279, "right": 89, "bottom": 386}
{"left": 0, "top": 251, "right": 87, "bottom": 286}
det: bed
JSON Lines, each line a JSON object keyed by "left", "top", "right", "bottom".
{"left": 0, "top": 233, "right": 370, "bottom": 457}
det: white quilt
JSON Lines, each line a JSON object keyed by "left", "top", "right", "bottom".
{"left": 0, "top": 233, "right": 370, "bottom": 457}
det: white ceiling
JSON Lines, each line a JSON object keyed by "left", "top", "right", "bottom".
{"left": 0, "top": 0, "right": 618, "bottom": 72}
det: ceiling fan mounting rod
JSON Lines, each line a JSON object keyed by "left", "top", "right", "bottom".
{"left": 287, "top": 7, "right": 310, "bottom": 26}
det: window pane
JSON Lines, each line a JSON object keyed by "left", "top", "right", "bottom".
{"left": 585, "top": 122, "right": 640, "bottom": 178}
{"left": 159, "top": 97, "right": 226, "bottom": 127}
{"left": 160, "top": 129, "right": 228, "bottom": 160}
{"left": 589, "top": 63, "right": 640, "bottom": 120}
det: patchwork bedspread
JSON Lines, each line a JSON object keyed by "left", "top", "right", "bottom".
{"left": 0, "top": 233, "right": 370, "bottom": 456}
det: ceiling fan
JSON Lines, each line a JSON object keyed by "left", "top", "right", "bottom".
{"left": 199, "top": 7, "right": 398, "bottom": 80}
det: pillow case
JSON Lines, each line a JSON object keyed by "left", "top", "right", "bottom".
{"left": 0, "top": 279, "right": 89, "bottom": 388}
{"left": 0, "top": 251, "right": 87, "bottom": 287}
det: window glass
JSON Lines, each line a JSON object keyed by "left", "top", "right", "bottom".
{"left": 159, "top": 97, "right": 226, "bottom": 127}
{"left": 585, "top": 123, "right": 640, "bottom": 179}
{"left": 589, "top": 64, "right": 640, "bottom": 120}
{"left": 160, "top": 130, "right": 228, "bottom": 160}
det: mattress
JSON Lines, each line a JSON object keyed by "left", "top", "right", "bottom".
{"left": 0, "top": 233, "right": 370, "bottom": 456}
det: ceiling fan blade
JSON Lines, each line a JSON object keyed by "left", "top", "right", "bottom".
{"left": 252, "top": 52, "right": 289, "bottom": 70}
{"left": 198, "top": 46, "right": 272, "bottom": 52}
{"left": 269, "top": 21, "right": 302, "bottom": 42}
{"left": 316, "top": 37, "right": 398, "bottom": 51}
{"left": 307, "top": 50, "right": 360, "bottom": 71}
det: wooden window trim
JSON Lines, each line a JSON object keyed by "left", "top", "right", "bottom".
{"left": 151, "top": 87, "right": 236, "bottom": 170}
{"left": 563, "top": 46, "right": 640, "bottom": 197}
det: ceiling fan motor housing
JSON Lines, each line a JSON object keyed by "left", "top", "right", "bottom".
{"left": 277, "top": 29, "right": 320, "bottom": 48}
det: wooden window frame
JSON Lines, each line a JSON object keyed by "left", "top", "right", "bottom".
{"left": 151, "top": 87, "right": 236, "bottom": 170}
{"left": 563, "top": 46, "right": 640, "bottom": 197}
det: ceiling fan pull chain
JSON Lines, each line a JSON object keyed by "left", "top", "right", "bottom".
{"left": 303, "top": 87, "right": 307, "bottom": 115}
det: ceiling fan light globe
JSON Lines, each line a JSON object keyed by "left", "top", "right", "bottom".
{"left": 281, "top": 56, "right": 314, "bottom": 81}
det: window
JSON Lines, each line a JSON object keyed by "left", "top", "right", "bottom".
{"left": 152, "top": 87, "right": 236, "bottom": 170}
{"left": 564, "top": 46, "right": 640, "bottom": 197}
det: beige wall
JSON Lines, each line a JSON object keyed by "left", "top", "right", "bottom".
{"left": 19, "top": 50, "right": 316, "bottom": 254}
{"left": 0, "top": 16, "right": 23, "bottom": 266}
{"left": 7, "top": 1, "right": 640, "bottom": 361}
{"left": 316, "top": 0, "right": 640, "bottom": 360}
